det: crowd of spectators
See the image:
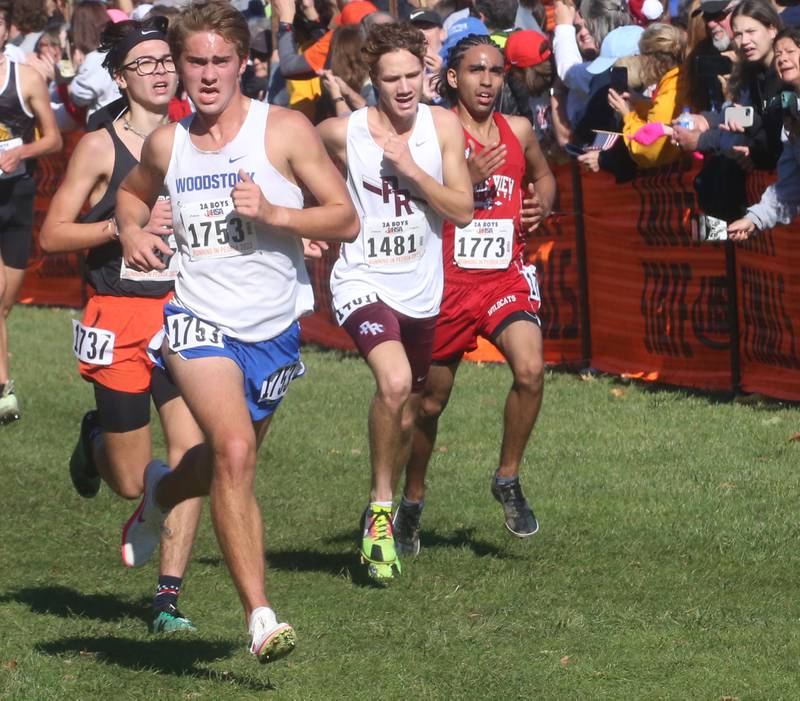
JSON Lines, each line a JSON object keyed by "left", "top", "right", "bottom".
{"left": 9, "top": 0, "right": 800, "bottom": 240}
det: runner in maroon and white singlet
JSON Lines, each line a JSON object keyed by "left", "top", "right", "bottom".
{"left": 396, "top": 34, "right": 556, "bottom": 552}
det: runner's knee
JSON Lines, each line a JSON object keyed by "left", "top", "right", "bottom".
{"left": 376, "top": 371, "right": 412, "bottom": 410}
{"left": 212, "top": 434, "right": 256, "bottom": 482}
{"left": 105, "top": 464, "right": 145, "bottom": 500}
{"left": 418, "top": 391, "right": 448, "bottom": 421}
{"left": 512, "top": 355, "right": 544, "bottom": 393}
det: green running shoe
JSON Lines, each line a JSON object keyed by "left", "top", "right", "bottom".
{"left": 150, "top": 603, "right": 197, "bottom": 634}
{"left": 69, "top": 410, "right": 101, "bottom": 498}
{"left": 360, "top": 504, "right": 401, "bottom": 581}
{"left": 0, "top": 380, "right": 20, "bottom": 425}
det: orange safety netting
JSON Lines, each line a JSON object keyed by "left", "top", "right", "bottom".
{"left": 18, "top": 152, "right": 800, "bottom": 400}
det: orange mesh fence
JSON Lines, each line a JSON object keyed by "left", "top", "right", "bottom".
{"left": 18, "top": 143, "right": 800, "bottom": 399}
{"left": 581, "top": 160, "right": 734, "bottom": 392}
{"left": 735, "top": 170, "right": 800, "bottom": 400}
{"left": 18, "top": 130, "right": 86, "bottom": 307}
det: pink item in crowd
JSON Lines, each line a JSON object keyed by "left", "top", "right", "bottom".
{"left": 631, "top": 122, "right": 668, "bottom": 146}
{"left": 106, "top": 8, "right": 129, "bottom": 23}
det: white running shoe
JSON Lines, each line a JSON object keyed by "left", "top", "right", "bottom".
{"left": 121, "top": 460, "right": 171, "bottom": 568}
{"left": 249, "top": 606, "right": 296, "bottom": 663}
{"left": 0, "top": 380, "right": 20, "bottom": 425}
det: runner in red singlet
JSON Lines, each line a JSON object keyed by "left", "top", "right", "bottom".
{"left": 396, "top": 34, "right": 556, "bottom": 552}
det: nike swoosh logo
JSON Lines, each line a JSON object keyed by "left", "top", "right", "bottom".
{"left": 229, "top": 155, "right": 246, "bottom": 163}
{"left": 141, "top": 30, "right": 158, "bottom": 35}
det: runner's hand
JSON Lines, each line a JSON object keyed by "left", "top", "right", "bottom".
{"left": 521, "top": 183, "right": 546, "bottom": 233}
{"left": 467, "top": 139, "right": 506, "bottom": 185}
{"left": 119, "top": 225, "right": 172, "bottom": 271}
{"left": 383, "top": 133, "right": 420, "bottom": 179}
{"left": 0, "top": 146, "right": 22, "bottom": 175}
{"left": 232, "top": 169, "right": 275, "bottom": 223}
{"left": 303, "top": 238, "right": 329, "bottom": 259}
{"left": 144, "top": 197, "right": 173, "bottom": 236}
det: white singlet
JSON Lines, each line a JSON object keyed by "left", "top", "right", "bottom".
{"left": 330, "top": 104, "right": 444, "bottom": 324}
{"left": 164, "top": 100, "right": 313, "bottom": 342}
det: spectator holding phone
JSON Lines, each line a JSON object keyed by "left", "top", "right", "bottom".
{"left": 608, "top": 22, "right": 689, "bottom": 168}
{"left": 675, "top": 0, "right": 784, "bottom": 168}
{"left": 728, "top": 28, "right": 800, "bottom": 239}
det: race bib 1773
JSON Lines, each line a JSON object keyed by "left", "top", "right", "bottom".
{"left": 453, "top": 219, "right": 514, "bottom": 269}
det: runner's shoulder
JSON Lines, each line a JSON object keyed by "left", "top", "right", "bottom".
{"left": 499, "top": 113, "right": 533, "bottom": 145}
{"left": 430, "top": 106, "right": 464, "bottom": 144}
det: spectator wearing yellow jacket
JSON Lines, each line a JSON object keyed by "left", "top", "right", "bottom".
{"left": 609, "top": 23, "right": 689, "bottom": 168}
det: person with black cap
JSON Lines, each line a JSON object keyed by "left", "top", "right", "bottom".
{"left": 39, "top": 16, "right": 205, "bottom": 636}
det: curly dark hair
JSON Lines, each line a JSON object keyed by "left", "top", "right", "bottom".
{"left": 11, "top": 0, "right": 48, "bottom": 34}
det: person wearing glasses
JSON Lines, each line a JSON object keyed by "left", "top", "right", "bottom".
{"left": 39, "top": 17, "right": 205, "bottom": 636}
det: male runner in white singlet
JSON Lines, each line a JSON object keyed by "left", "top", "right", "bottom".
{"left": 318, "top": 22, "right": 473, "bottom": 583}
{"left": 396, "top": 35, "right": 556, "bottom": 555}
{"left": 115, "top": 1, "right": 358, "bottom": 664}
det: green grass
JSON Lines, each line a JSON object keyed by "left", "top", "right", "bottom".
{"left": 2, "top": 305, "right": 800, "bottom": 699}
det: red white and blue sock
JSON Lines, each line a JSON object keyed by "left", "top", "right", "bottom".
{"left": 153, "top": 575, "right": 182, "bottom": 610}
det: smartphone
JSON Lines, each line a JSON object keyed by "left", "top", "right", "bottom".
{"left": 781, "top": 90, "right": 800, "bottom": 120}
{"left": 724, "top": 105, "right": 754, "bottom": 128}
{"left": 695, "top": 53, "right": 733, "bottom": 77}
{"left": 609, "top": 66, "right": 628, "bottom": 93}
{"left": 564, "top": 143, "right": 586, "bottom": 157}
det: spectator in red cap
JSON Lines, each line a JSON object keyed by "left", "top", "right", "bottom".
{"left": 505, "top": 30, "right": 557, "bottom": 151}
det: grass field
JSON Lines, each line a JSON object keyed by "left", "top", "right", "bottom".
{"left": 2, "top": 305, "right": 800, "bottom": 700}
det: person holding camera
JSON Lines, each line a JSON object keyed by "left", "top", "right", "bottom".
{"left": 729, "top": 28, "right": 800, "bottom": 238}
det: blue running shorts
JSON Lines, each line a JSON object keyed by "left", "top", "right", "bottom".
{"left": 152, "top": 302, "right": 305, "bottom": 421}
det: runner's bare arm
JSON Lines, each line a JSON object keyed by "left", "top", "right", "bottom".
{"left": 117, "top": 124, "right": 176, "bottom": 271}
{"left": 0, "top": 66, "right": 62, "bottom": 175}
{"left": 509, "top": 115, "right": 556, "bottom": 209}
{"left": 39, "top": 130, "right": 115, "bottom": 252}
{"left": 507, "top": 115, "right": 556, "bottom": 232}
{"left": 316, "top": 115, "right": 349, "bottom": 168}
{"left": 390, "top": 107, "right": 472, "bottom": 227}
{"left": 233, "top": 108, "right": 358, "bottom": 242}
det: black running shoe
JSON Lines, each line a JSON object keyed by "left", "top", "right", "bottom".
{"left": 69, "top": 410, "right": 101, "bottom": 498}
{"left": 491, "top": 475, "right": 539, "bottom": 537}
{"left": 393, "top": 500, "right": 423, "bottom": 556}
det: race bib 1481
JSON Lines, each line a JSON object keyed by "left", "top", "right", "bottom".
{"left": 363, "top": 213, "right": 426, "bottom": 267}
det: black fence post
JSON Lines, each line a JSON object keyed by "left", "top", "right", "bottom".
{"left": 570, "top": 159, "right": 592, "bottom": 367}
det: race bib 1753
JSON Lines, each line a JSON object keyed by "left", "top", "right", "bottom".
{"left": 180, "top": 199, "right": 257, "bottom": 260}
{"left": 166, "top": 312, "right": 224, "bottom": 352}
